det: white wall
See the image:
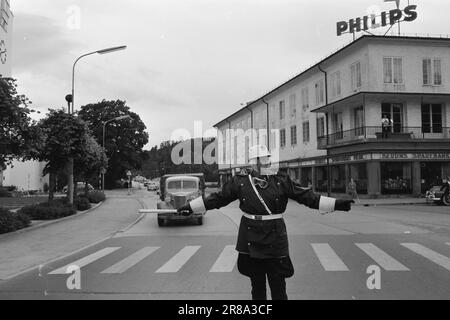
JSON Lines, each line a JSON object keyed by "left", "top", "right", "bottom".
{"left": 2, "top": 160, "right": 49, "bottom": 191}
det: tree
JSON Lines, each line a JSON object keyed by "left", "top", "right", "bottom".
{"left": 0, "top": 77, "right": 42, "bottom": 169}
{"left": 37, "top": 109, "right": 106, "bottom": 201}
{"left": 78, "top": 100, "right": 149, "bottom": 189}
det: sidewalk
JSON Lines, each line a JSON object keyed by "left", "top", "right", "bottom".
{"left": 0, "top": 189, "right": 147, "bottom": 280}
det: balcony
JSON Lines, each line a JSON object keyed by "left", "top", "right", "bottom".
{"left": 317, "top": 126, "right": 450, "bottom": 149}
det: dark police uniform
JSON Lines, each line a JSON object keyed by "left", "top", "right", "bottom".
{"left": 184, "top": 169, "right": 343, "bottom": 300}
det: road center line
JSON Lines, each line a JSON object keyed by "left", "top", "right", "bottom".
{"left": 356, "top": 243, "right": 409, "bottom": 271}
{"left": 401, "top": 243, "right": 450, "bottom": 271}
{"left": 49, "top": 247, "right": 121, "bottom": 275}
{"left": 210, "top": 245, "right": 238, "bottom": 273}
{"left": 311, "top": 244, "right": 349, "bottom": 271}
{"left": 101, "top": 247, "right": 160, "bottom": 274}
{"left": 156, "top": 246, "right": 201, "bottom": 273}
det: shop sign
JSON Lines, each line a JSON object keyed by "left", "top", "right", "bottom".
{"left": 337, "top": 2, "right": 418, "bottom": 36}
{"left": 380, "top": 152, "right": 450, "bottom": 160}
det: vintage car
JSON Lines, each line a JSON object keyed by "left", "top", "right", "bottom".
{"left": 426, "top": 185, "right": 450, "bottom": 206}
{"left": 156, "top": 174, "right": 206, "bottom": 226}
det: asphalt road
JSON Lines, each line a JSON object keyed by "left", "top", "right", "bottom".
{"left": 0, "top": 192, "right": 449, "bottom": 300}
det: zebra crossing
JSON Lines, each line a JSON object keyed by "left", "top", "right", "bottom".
{"left": 46, "top": 242, "right": 450, "bottom": 276}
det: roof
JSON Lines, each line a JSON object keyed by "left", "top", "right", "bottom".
{"left": 214, "top": 35, "right": 450, "bottom": 127}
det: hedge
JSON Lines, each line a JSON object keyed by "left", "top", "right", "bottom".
{"left": 0, "top": 207, "right": 31, "bottom": 234}
{"left": 19, "top": 201, "right": 76, "bottom": 220}
{"left": 87, "top": 191, "right": 106, "bottom": 204}
{"left": 74, "top": 196, "right": 91, "bottom": 211}
{"left": 0, "top": 188, "right": 13, "bottom": 198}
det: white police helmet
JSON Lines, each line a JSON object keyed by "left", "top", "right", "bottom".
{"left": 249, "top": 145, "right": 271, "bottom": 161}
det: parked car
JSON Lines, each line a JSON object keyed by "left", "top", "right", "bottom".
{"left": 147, "top": 181, "right": 159, "bottom": 191}
{"left": 156, "top": 174, "right": 206, "bottom": 227}
{"left": 62, "top": 182, "right": 94, "bottom": 194}
{"left": 426, "top": 185, "right": 450, "bottom": 206}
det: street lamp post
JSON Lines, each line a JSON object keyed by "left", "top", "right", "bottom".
{"left": 67, "top": 45, "right": 127, "bottom": 204}
{"left": 102, "top": 115, "right": 131, "bottom": 191}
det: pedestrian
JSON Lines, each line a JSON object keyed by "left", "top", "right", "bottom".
{"left": 177, "top": 145, "right": 354, "bottom": 300}
{"left": 348, "top": 178, "right": 360, "bottom": 204}
{"left": 382, "top": 115, "right": 390, "bottom": 139}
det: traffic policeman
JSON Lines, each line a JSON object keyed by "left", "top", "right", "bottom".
{"left": 178, "top": 145, "right": 354, "bottom": 300}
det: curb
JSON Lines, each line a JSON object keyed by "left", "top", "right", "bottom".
{"left": 0, "top": 197, "right": 147, "bottom": 281}
{"left": 0, "top": 201, "right": 105, "bottom": 240}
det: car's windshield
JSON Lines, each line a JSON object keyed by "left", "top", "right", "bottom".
{"left": 167, "top": 180, "right": 198, "bottom": 191}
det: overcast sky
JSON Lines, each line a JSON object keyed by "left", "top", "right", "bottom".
{"left": 10, "top": 0, "right": 449, "bottom": 150}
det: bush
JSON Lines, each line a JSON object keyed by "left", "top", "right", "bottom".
{"left": 87, "top": 191, "right": 106, "bottom": 204}
{"left": 19, "top": 202, "right": 76, "bottom": 220}
{"left": 0, "top": 188, "right": 13, "bottom": 198}
{"left": 0, "top": 207, "right": 31, "bottom": 234}
{"left": 74, "top": 196, "right": 91, "bottom": 211}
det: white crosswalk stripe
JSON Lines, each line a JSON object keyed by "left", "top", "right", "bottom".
{"left": 156, "top": 246, "right": 201, "bottom": 273}
{"left": 401, "top": 243, "right": 450, "bottom": 271}
{"left": 311, "top": 244, "right": 349, "bottom": 271}
{"left": 210, "top": 245, "right": 238, "bottom": 273}
{"left": 356, "top": 243, "right": 409, "bottom": 271}
{"left": 101, "top": 247, "right": 160, "bottom": 274}
{"left": 49, "top": 247, "right": 120, "bottom": 275}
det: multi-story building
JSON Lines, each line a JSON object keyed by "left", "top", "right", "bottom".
{"left": 0, "top": 0, "right": 50, "bottom": 192}
{"left": 215, "top": 35, "right": 450, "bottom": 198}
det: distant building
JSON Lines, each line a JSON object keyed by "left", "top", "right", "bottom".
{"left": 0, "top": 0, "right": 49, "bottom": 191}
{"left": 215, "top": 35, "right": 450, "bottom": 198}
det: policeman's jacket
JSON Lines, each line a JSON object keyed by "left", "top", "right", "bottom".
{"left": 190, "top": 171, "right": 337, "bottom": 259}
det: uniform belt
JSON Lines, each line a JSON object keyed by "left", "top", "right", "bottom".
{"left": 243, "top": 214, "right": 283, "bottom": 221}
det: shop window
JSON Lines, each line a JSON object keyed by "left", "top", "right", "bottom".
{"left": 381, "top": 162, "right": 412, "bottom": 194}
{"left": 349, "top": 163, "right": 368, "bottom": 194}
{"left": 331, "top": 165, "right": 346, "bottom": 193}
{"left": 381, "top": 103, "right": 403, "bottom": 133}
{"left": 421, "top": 104, "right": 442, "bottom": 134}
{"left": 301, "top": 167, "right": 313, "bottom": 188}
{"left": 315, "top": 166, "right": 328, "bottom": 192}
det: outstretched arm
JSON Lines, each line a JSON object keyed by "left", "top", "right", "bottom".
{"left": 178, "top": 177, "right": 239, "bottom": 215}
{"left": 284, "top": 176, "right": 353, "bottom": 214}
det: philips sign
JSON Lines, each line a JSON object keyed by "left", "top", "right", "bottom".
{"left": 337, "top": 4, "right": 418, "bottom": 36}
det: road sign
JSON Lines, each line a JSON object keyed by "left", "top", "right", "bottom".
{"left": 126, "top": 171, "right": 132, "bottom": 177}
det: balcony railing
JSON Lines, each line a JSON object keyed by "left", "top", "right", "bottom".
{"left": 318, "top": 126, "right": 450, "bottom": 148}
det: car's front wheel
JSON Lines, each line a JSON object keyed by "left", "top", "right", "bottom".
{"left": 442, "top": 194, "right": 450, "bottom": 206}
{"left": 197, "top": 217, "right": 203, "bottom": 226}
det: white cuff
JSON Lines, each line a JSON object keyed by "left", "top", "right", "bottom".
{"left": 319, "top": 196, "right": 336, "bottom": 214}
{"left": 190, "top": 196, "right": 207, "bottom": 214}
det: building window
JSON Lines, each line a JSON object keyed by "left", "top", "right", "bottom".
{"left": 280, "top": 129, "right": 286, "bottom": 148}
{"left": 382, "top": 103, "right": 403, "bottom": 133}
{"left": 290, "top": 126, "right": 297, "bottom": 146}
{"left": 421, "top": 104, "right": 443, "bottom": 133}
{"left": 353, "top": 106, "right": 364, "bottom": 136}
{"left": 289, "top": 94, "right": 297, "bottom": 119}
{"left": 330, "top": 71, "right": 341, "bottom": 98}
{"left": 333, "top": 112, "right": 343, "bottom": 139}
{"left": 317, "top": 117, "right": 325, "bottom": 138}
{"left": 0, "top": 0, "right": 10, "bottom": 32}
{"left": 315, "top": 80, "right": 325, "bottom": 106}
{"left": 423, "top": 59, "right": 442, "bottom": 86}
{"left": 302, "top": 121, "right": 310, "bottom": 143}
{"left": 301, "top": 87, "right": 309, "bottom": 112}
{"left": 279, "top": 100, "right": 285, "bottom": 120}
{"left": 351, "top": 61, "right": 362, "bottom": 90}
{"left": 383, "top": 57, "right": 403, "bottom": 84}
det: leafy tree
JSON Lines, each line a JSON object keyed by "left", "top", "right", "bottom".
{"left": 78, "top": 100, "right": 149, "bottom": 189}
{"left": 0, "top": 77, "right": 42, "bottom": 169}
{"left": 37, "top": 109, "right": 106, "bottom": 201}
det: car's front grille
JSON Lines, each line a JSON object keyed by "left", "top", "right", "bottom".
{"left": 173, "top": 195, "right": 187, "bottom": 209}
